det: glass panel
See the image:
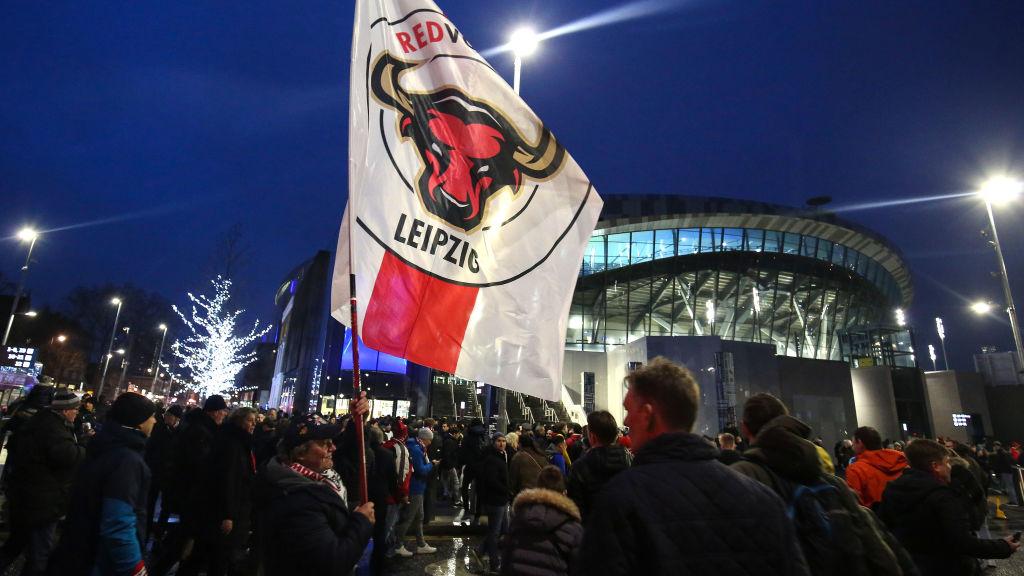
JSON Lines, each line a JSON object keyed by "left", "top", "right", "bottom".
{"left": 722, "top": 228, "right": 744, "bottom": 251}
{"left": 764, "top": 230, "right": 783, "bottom": 252}
{"left": 831, "top": 244, "right": 846, "bottom": 267}
{"left": 783, "top": 232, "right": 801, "bottom": 254}
{"left": 606, "top": 233, "right": 630, "bottom": 270}
{"left": 801, "top": 236, "right": 818, "bottom": 258}
{"left": 654, "top": 229, "right": 675, "bottom": 260}
{"left": 700, "top": 228, "right": 717, "bottom": 253}
{"left": 817, "top": 239, "right": 833, "bottom": 261}
{"left": 678, "top": 228, "right": 700, "bottom": 255}
{"left": 583, "top": 236, "right": 605, "bottom": 275}
{"left": 857, "top": 253, "right": 869, "bottom": 276}
{"left": 846, "top": 249, "right": 859, "bottom": 271}
{"left": 746, "top": 229, "right": 765, "bottom": 252}
{"left": 630, "top": 230, "right": 654, "bottom": 264}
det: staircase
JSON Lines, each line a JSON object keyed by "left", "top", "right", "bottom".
{"left": 507, "top": 391, "right": 535, "bottom": 425}
{"left": 523, "top": 395, "right": 557, "bottom": 424}
{"left": 430, "top": 376, "right": 456, "bottom": 419}
{"left": 452, "top": 378, "right": 483, "bottom": 420}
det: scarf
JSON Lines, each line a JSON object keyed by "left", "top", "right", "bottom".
{"left": 289, "top": 461, "right": 347, "bottom": 503}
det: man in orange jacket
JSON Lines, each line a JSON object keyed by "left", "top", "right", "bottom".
{"left": 845, "top": 426, "right": 907, "bottom": 508}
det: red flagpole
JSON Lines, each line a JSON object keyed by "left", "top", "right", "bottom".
{"left": 348, "top": 272, "right": 369, "bottom": 505}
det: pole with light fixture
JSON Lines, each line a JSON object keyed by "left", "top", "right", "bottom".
{"left": 2, "top": 228, "right": 40, "bottom": 347}
{"left": 978, "top": 176, "right": 1024, "bottom": 376}
{"left": 928, "top": 344, "right": 937, "bottom": 371}
{"left": 116, "top": 327, "right": 133, "bottom": 394}
{"left": 97, "top": 298, "right": 123, "bottom": 400}
{"left": 151, "top": 324, "right": 168, "bottom": 391}
{"left": 935, "top": 317, "right": 949, "bottom": 371}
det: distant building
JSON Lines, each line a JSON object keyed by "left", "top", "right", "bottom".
{"left": 973, "top": 347, "right": 1022, "bottom": 386}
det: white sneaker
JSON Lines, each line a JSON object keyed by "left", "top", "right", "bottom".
{"left": 452, "top": 509, "right": 465, "bottom": 525}
{"left": 416, "top": 543, "right": 437, "bottom": 554}
{"left": 394, "top": 546, "right": 414, "bottom": 558}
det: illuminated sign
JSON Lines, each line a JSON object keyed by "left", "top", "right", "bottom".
{"left": 952, "top": 414, "right": 971, "bottom": 427}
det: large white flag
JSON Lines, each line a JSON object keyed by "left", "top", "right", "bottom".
{"left": 332, "top": 0, "right": 602, "bottom": 401}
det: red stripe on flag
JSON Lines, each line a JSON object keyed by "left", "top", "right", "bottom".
{"left": 362, "top": 251, "right": 478, "bottom": 373}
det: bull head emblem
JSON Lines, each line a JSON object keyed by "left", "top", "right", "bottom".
{"left": 371, "top": 55, "right": 566, "bottom": 231}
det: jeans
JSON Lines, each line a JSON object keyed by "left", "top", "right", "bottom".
{"left": 480, "top": 504, "right": 509, "bottom": 568}
{"left": 392, "top": 494, "right": 426, "bottom": 550}
{"left": 384, "top": 502, "right": 404, "bottom": 551}
{"left": 441, "top": 468, "right": 462, "bottom": 506}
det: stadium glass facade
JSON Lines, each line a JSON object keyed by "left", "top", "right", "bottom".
{"left": 566, "top": 195, "right": 913, "bottom": 361}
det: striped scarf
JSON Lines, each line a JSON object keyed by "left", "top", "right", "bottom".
{"left": 289, "top": 461, "right": 347, "bottom": 503}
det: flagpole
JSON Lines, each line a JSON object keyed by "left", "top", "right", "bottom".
{"left": 349, "top": 259, "right": 369, "bottom": 505}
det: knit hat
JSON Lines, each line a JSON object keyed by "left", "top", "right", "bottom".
{"left": 50, "top": 390, "right": 81, "bottom": 410}
{"left": 166, "top": 405, "right": 185, "bottom": 418}
{"left": 203, "top": 395, "right": 228, "bottom": 412}
{"left": 418, "top": 427, "right": 434, "bottom": 441}
{"left": 393, "top": 419, "right": 409, "bottom": 440}
{"left": 109, "top": 392, "right": 156, "bottom": 428}
{"left": 492, "top": 431, "right": 506, "bottom": 442}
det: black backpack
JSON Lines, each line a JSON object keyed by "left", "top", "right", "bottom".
{"left": 751, "top": 461, "right": 874, "bottom": 576}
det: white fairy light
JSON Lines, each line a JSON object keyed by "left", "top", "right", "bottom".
{"left": 171, "top": 276, "right": 272, "bottom": 398}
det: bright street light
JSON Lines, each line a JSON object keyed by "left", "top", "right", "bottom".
{"left": 111, "top": 297, "right": 121, "bottom": 305}
{"left": 895, "top": 308, "right": 906, "bottom": 327}
{"left": 56, "top": 335, "right": 67, "bottom": 343}
{"left": 509, "top": 28, "right": 540, "bottom": 57}
{"left": 24, "top": 311, "right": 37, "bottom": 317}
{"left": 116, "top": 348, "right": 125, "bottom": 355}
{"left": 928, "top": 344, "right": 937, "bottom": 371}
{"left": 970, "top": 301, "right": 994, "bottom": 315}
{"left": 16, "top": 227, "right": 38, "bottom": 242}
{"left": 978, "top": 175, "right": 1023, "bottom": 205}
{"left": 935, "top": 317, "right": 949, "bottom": 371}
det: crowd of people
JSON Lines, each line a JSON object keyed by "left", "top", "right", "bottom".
{"left": 0, "top": 358, "right": 1022, "bottom": 575}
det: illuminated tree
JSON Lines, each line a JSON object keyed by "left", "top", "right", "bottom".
{"left": 171, "top": 276, "right": 271, "bottom": 398}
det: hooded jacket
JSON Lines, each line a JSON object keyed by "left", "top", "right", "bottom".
{"left": 502, "top": 488, "right": 583, "bottom": 576}
{"left": 847, "top": 449, "right": 908, "bottom": 508}
{"left": 879, "top": 468, "right": 1013, "bottom": 576}
{"left": 253, "top": 457, "right": 373, "bottom": 576}
{"left": 580, "top": 431, "right": 810, "bottom": 576}
{"left": 731, "top": 416, "right": 909, "bottom": 576}
{"left": 50, "top": 423, "right": 151, "bottom": 576}
{"left": 566, "top": 443, "right": 632, "bottom": 521}
{"left": 406, "top": 437, "right": 434, "bottom": 496}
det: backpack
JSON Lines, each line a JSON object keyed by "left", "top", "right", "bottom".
{"left": 747, "top": 460, "right": 882, "bottom": 576}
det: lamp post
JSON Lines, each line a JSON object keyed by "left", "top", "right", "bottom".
{"left": 151, "top": 324, "right": 167, "bottom": 391}
{"left": 509, "top": 27, "right": 539, "bottom": 96}
{"left": 116, "top": 327, "right": 132, "bottom": 394}
{"left": 935, "top": 317, "right": 949, "bottom": 371}
{"left": 978, "top": 175, "right": 1024, "bottom": 378}
{"left": 97, "top": 297, "right": 123, "bottom": 400}
{"left": 928, "top": 344, "right": 937, "bottom": 371}
{"left": 2, "top": 228, "right": 39, "bottom": 347}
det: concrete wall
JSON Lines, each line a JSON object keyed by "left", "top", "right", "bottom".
{"left": 850, "top": 367, "right": 900, "bottom": 442}
{"left": 562, "top": 350, "right": 607, "bottom": 407}
{"left": 985, "top": 385, "right": 1024, "bottom": 442}
{"left": 923, "top": 371, "right": 968, "bottom": 444}
{"left": 777, "top": 356, "right": 857, "bottom": 453}
{"left": 956, "top": 372, "right": 994, "bottom": 437}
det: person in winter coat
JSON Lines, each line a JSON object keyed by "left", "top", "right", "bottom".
{"left": 835, "top": 439, "right": 856, "bottom": 477}
{"left": 510, "top": 434, "right": 549, "bottom": 495}
{"left": 476, "top": 432, "right": 512, "bottom": 573}
{"left": 990, "top": 443, "right": 1018, "bottom": 505}
{"left": 0, "top": 390, "right": 85, "bottom": 576}
{"left": 390, "top": 427, "right": 437, "bottom": 557}
{"left": 439, "top": 422, "right": 461, "bottom": 506}
{"left": 48, "top": 392, "right": 157, "bottom": 576}
{"left": 144, "top": 404, "right": 183, "bottom": 541}
{"left": 731, "top": 393, "right": 910, "bottom": 576}
{"left": 150, "top": 395, "right": 229, "bottom": 576}
{"left": 252, "top": 399, "right": 374, "bottom": 576}
{"left": 879, "top": 439, "right": 1020, "bottom": 576}
{"left": 547, "top": 435, "right": 571, "bottom": 476}
{"left": 177, "top": 407, "right": 258, "bottom": 576}
{"left": 501, "top": 465, "right": 583, "bottom": 576}
{"left": 566, "top": 410, "right": 632, "bottom": 522}
{"left": 458, "top": 418, "right": 488, "bottom": 525}
{"left": 382, "top": 419, "right": 413, "bottom": 552}
{"left": 580, "top": 358, "right": 810, "bottom": 576}
{"left": 846, "top": 426, "right": 908, "bottom": 508}
{"left": 73, "top": 395, "right": 100, "bottom": 442}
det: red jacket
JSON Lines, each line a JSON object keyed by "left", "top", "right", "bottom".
{"left": 382, "top": 437, "right": 412, "bottom": 504}
{"left": 846, "top": 448, "right": 907, "bottom": 508}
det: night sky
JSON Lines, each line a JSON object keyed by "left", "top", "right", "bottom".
{"left": 2, "top": 1, "right": 1023, "bottom": 370}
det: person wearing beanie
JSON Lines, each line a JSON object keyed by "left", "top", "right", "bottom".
{"left": 0, "top": 390, "right": 86, "bottom": 575}
{"left": 474, "top": 431, "right": 511, "bottom": 573}
{"left": 391, "top": 425, "right": 438, "bottom": 557}
{"left": 74, "top": 394, "right": 100, "bottom": 443}
{"left": 50, "top": 392, "right": 156, "bottom": 576}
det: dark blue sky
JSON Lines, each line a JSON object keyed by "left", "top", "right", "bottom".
{"left": 2, "top": 0, "right": 1023, "bottom": 370}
